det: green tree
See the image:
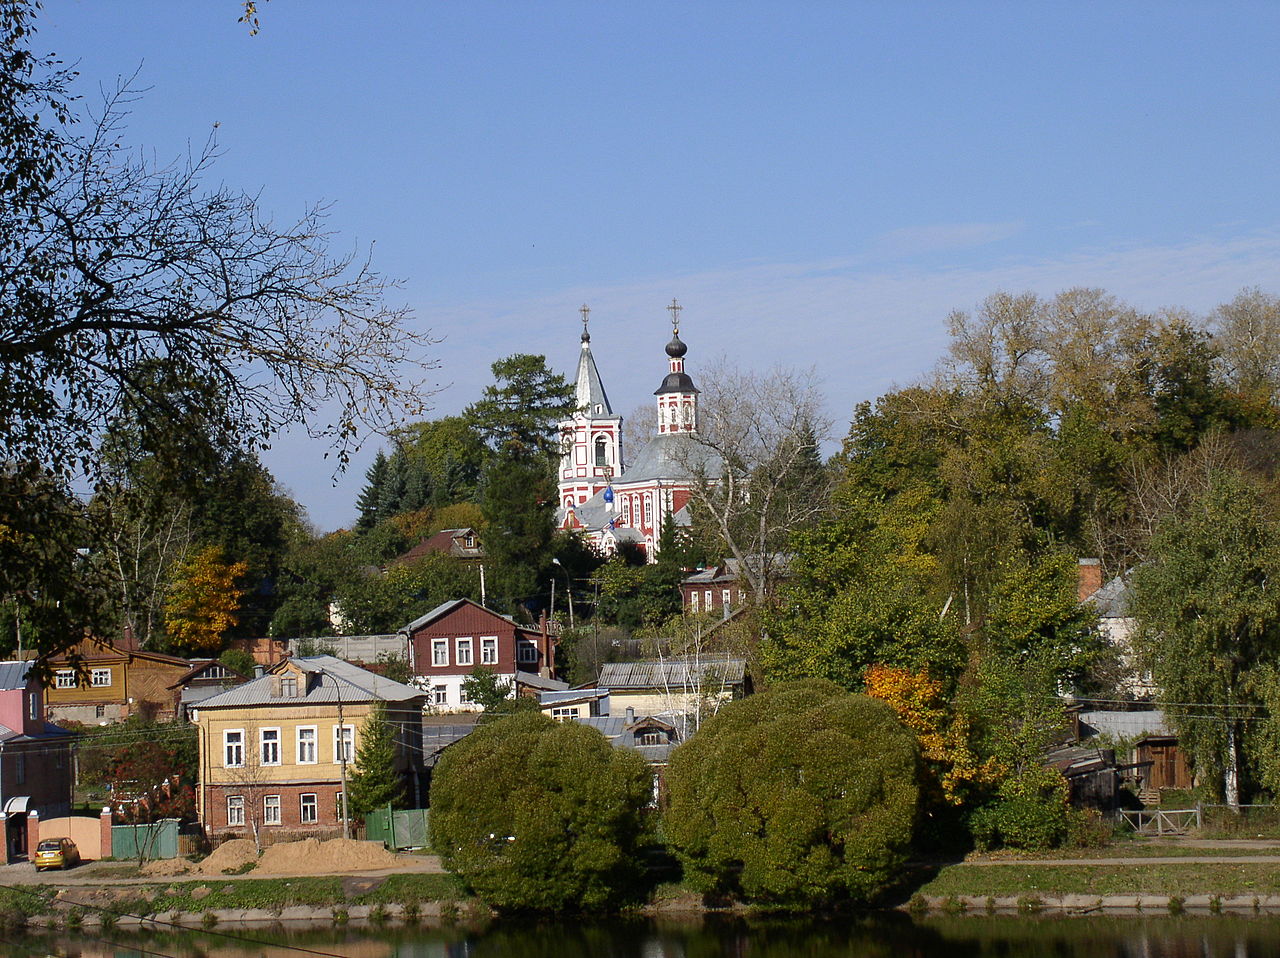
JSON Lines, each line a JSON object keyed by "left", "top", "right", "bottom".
{"left": 762, "top": 485, "right": 965, "bottom": 688}
{"left": 430, "top": 711, "right": 652, "bottom": 911}
{"left": 1131, "top": 468, "right": 1280, "bottom": 808}
{"left": 466, "top": 354, "right": 574, "bottom": 613}
{"left": 347, "top": 705, "right": 407, "bottom": 815}
{"left": 664, "top": 679, "right": 919, "bottom": 908}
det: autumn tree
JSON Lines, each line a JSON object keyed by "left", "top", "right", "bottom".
{"left": 164, "top": 546, "right": 247, "bottom": 654}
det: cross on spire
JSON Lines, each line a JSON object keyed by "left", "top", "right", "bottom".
{"left": 580, "top": 303, "right": 591, "bottom": 342}
{"left": 667, "top": 298, "right": 682, "bottom": 335}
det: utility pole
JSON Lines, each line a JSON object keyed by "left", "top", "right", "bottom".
{"left": 322, "top": 668, "right": 351, "bottom": 840}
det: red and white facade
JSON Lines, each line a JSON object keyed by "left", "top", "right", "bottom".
{"left": 558, "top": 302, "right": 719, "bottom": 559}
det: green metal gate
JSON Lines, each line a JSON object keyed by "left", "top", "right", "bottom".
{"left": 365, "top": 807, "right": 430, "bottom": 850}
{"left": 111, "top": 819, "right": 180, "bottom": 860}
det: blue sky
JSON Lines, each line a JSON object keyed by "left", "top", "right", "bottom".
{"left": 37, "top": 2, "right": 1280, "bottom": 530}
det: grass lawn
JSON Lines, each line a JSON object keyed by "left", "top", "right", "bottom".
{"left": 914, "top": 862, "right": 1280, "bottom": 898}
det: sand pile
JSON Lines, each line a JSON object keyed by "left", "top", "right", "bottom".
{"left": 141, "top": 857, "right": 194, "bottom": 876}
{"left": 255, "top": 837, "right": 403, "bottom": 875}
{"left": 195, "top": 838, "right": 260, "bottom": 875}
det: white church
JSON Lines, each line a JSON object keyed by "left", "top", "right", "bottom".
{"left": 557, "top": 301, "right": 720, "bottom": 558}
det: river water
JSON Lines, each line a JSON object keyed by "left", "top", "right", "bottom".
{"left": 29, "top": 914, "right": 1280, "bottom": 957}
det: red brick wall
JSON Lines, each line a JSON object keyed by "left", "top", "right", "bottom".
{"left": 204, "top": 783, "right": 348, "bottom": 834}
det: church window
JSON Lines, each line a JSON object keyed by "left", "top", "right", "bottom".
{"left": 594, "top": 436, "right": 607, "bottom": 467}
{"left": 622, "top": 496, "right": 630, "bottom": 524}
{"left": 644, "top": 494, "right": 654, "bottom": 527}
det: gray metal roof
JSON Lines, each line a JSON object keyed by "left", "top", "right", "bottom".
{"left": 540, "top": 688, "right": 609, "bottom": 706}
{"left": 0, "top": 662, "right": 30, "bottom": 691}
{"left": 1088, "top": 574, "right": 1131, "bottom": 618}
{"left": 1078, "top": 709, "right": 1170, "bottom": 740}
{"left": 574, "top": 340, "right": 618, "bottom": 418}
{"left": 615, "top": 432, "right": 722, "bottom": 485}
{"left": 514, "top": 671, "right": 569, "bottom": 692}
{"left": 195, "top": 655, "right": 425, "bottom": 710}
{"left": 598, "top": 655, "right": 747, "bottom": 691}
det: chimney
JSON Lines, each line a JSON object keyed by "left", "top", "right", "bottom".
{"left": 253, "top": 665, "right": 265, "bottom": 679}
{"left": 625, "top": 706, "right": 635, "bottom": 724}
{"left": 1077, "top": 559, "right": 1103, "bottom": 602}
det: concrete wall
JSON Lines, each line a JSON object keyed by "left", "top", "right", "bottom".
{"left": 284, "top": 635, "right": 407, "bottom": 664}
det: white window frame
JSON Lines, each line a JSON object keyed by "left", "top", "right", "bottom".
{"left": 90, "top": 668, "right": 112, "bottom": 688}
{"left": 704, "top": 589, "right": 713, "bottom": 608}
{"left": 54, "top": 670, "right": 75, "bottom": 689}
{"left": 551, "top": 706, "right": 579, "bottom": 721}
{"left": 456, "top": 638, "right": 473, "bottom": 667}
{"left": 260, "top": 727, "right": 281, "bottom": 766}
{"left": 480, "top": 637, "right": 498, "bottom": 665}
{"left": 224, "top": 729, "right": 245, "bottom": 768}
{"left": 459, "top": 684, "right": 472, "bottom": 706}
{"left": 517, "top": 639, "right": 538, "bottom": 664}
{"left": 722, "top": 589, "right": 732, "bottom": 608}
{"left": 226, "top": 795, "right": 245, "bottom": 826}
{"left": 299, "top": 793, "right": 318, "bottom": 824}
{"left": 432, "top": 638, "right": 449, "bottom": 667}
{"left": 333, "top": 724, "right": 354, "bottom": 764}
{"left": 433, "top": 685, "right": 448, "bottom": 706}
{"left": 296, "top": 725, "right": 317, "bottom": 764}
{"left": 690, "top": 591, "right": 699, "bottom": 614}
{"left": 644, "top": 494, "right": 653, "bottom": 527}
{"left": 263, "top": 794, "right": 281, "bottom": 826}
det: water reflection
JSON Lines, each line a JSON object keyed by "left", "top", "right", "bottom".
{"left": 31, "top": 914, "right": 1280, "bottom": 958}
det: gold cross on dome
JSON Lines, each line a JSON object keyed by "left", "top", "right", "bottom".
{"left": 667, "top": 298, "right": 682, "bottom": 334}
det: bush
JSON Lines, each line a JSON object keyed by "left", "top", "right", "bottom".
{"left": 969, "top": 766, "right": 1070, "bottom": 851}
{"left": 663, "top": 679, "right": 920, "bottom": 909}
{"left": 430, "top": 710, "right": 652, "bottom": 912}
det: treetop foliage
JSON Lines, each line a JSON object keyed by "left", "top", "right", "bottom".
{"left": 429, "top": 710, "right": 652, "bottom": 912}
{"left": 664, "top": 679, "right": 920, "bottom": 908}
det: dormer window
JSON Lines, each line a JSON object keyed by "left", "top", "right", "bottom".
{"left": 464, "top": 535, "right": 475, "bottom": 549}
{"left": 274, "top": 675, "right": 299, "bottom": 698}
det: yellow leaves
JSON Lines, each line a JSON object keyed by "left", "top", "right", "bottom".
{"left": 164, "top": 545, "right": 247, "bottom": 653}
{"left": 864, "top": 664, "right": 1001, "bottom": 805}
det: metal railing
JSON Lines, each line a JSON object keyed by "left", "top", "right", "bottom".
{"left": 1120, "top": 807, "right": 1202, "bottom": 835}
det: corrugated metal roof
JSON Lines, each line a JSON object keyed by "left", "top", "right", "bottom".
{"left": 1078, "top": 709, "right": 1169, "bottom": 740}
{"left": 515, "top": 671, "right": 569, "bottom": 692}
{"left": 0, "top": 661, "right": 30, "bottom": 691}
{"left": 196, "top": 656, "right": 424, "bottom": 709}
{"left": 598, "top": 655, "right": 746, "bottom": 690}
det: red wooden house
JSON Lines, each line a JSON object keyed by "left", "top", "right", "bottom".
{"left": 400, "top": 600, "right": 557, "bottom": 712}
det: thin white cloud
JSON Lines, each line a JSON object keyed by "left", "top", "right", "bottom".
{"left": 277, "top": 229, "right": 1280, "bottom": 529}
{"left": 871, "top": 221, "right": 1025, "bottom": 258}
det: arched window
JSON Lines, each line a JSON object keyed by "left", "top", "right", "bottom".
{"left": 594, "top": 436, "right": 607, "bottom": 467}
{"left": 644, "top": 493, "right": 654, "bottom": 527}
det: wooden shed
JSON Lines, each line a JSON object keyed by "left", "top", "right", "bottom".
{"left": 1135, "top": 735, "right": 1193, "bottom": 790}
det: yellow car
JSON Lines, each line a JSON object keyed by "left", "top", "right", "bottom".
{"left": 33, "top": 837, "right": 80, "bottom": 871}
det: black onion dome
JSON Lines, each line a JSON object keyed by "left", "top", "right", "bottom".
{"left": 654, "top": 371, "right": 699, "bottom": 395}
{"left": 665, "top": 333, "right": 688, "bottom": 358}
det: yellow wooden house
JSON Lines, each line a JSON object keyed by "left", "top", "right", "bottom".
{"left": 192, "top": 655, "right": 426, "bottom": 839}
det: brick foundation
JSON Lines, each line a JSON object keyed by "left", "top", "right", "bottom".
{"left": 203, "top": 783, "right": 349, "bottom": 835}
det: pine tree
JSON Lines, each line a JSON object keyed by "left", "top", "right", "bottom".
{"left": 355, "top": 452, "right": 389, "bottom": 532}
{"left": 347, "top": 705, "right": 407, "bottom": 814}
